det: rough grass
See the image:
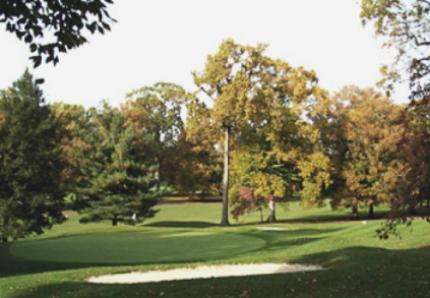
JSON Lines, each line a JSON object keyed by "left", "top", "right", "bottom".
{"left": 1, "top": 202, "right": 430, "bottom": 297}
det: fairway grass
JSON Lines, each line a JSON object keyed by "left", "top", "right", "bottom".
{"left": 1, "top": 202, "right": 430, "bottom": 297}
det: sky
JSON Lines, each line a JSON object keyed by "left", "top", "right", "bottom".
{"left": 0, "top": 0, "right": 408, "bottom": 107}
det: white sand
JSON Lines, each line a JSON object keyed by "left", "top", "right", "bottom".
{"left": 87, "top": 263, "right": 322, "bottom": 284}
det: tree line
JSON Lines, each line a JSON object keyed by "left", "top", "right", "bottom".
{"left": 1, "top": 38, "right": 430, "bottom": 242}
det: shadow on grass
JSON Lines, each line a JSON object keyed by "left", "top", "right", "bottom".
{"left": 144, "top": 208, "right": 430, "bottom": 228}
{"left": 280, "top": 211, "right": 390, "bottom": 224}
{"left": 0, "top": 242, "right": 211, "bottom": 279}
{"left": 227, "top": 210, "right": 391, "bottom": 226}
{"left": 10, "top": 246, "right": 430, "bottom": 298}
{"left": 249, "top": 227, "right": 345, "bottom": 237}
{"left": 145, "top": 221, "right": 219, "bottom": 228}
{"left": 144, "top": 219, "right": 346, "bottom": 229}
{"left": 283, "top": 209, "right": 430, "bottom": 225}
{"left": 146, "top": 219, "right": 277, "bottom": 228}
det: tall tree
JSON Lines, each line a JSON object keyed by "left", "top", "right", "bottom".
{"left": 361, "top": 1, "right": 430, "bottom": 234}
{"left": 229, "top": 93, "right": 332, "bottom": 223}
{"left": 51, "top": 103, "right": 91, "bottom": 208}
{"left": 79, "top": 103, "right": 159, "bottom": 226}
{"left": 194, "top": 39, "right": 327, "bottom": 225}
{"left": 171, "top": 96, "right": 222, "bottom": 196}
{"left": 0, "top": 70, "right": 64, "bottom": 242}
{"left": 122, "top": 83, "right": 190, "bottom": 192}
{"left": 361, "top": 0, "right": 430, "bottom": 100}
{"left": 0, "top": 0, "right": 115, "bottom": 66}
{"left": 387, "top": 99, "right": 430, "bottom": 214}
{"left": 328, "top": 86, "right": 407, "bottom": 218}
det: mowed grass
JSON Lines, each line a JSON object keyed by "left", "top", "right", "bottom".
{"left": 1, "top": 202, "right": 430, "bottom": 297}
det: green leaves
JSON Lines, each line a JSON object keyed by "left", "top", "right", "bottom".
{"left": 361, "top": 0, "right": 430, "bottom": 100}
{"left": 194, "top": 39, "right": 318, "bottom": 132}
{"left": 194, "top": 40, "right": 332, "bottom": 221}
{"left": 0, "top": 0, "right": 116, "bottom": 67}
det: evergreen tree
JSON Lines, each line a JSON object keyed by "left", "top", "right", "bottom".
{"left": 79, "top": 103, "right": 159, "bottom": 226}
{"left": 0, "top": 70, "right": 64, "bottom": 242}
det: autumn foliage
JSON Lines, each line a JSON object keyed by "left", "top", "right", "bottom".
{"left": 2, "top": 35, "right": 430, "bottom": 241}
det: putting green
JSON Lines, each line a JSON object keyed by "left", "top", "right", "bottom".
{"left": 9, "top": 231, "right": 266, "bottom": 264}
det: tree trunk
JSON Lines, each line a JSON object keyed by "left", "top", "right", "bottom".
{"left": 267, "top": 199, "right": 277, "bottom": 223}
{"left": 155, "top": 155, "right": 161, "bottom": 193}
{"left": 1, "top": 213, "right": 9, "bottom": 243}
{"left": 368, "top": 203, "right": 374, "bottom": 219}
{"left": 112, "top": 215, "right": 118, "bottom": 226}
{"left": 352, "top": 205, "right": 358, "bottom": 219}
{"left": 427, "top": 198, "right": 430, "bottom": 210}
{"left": 155, "top": 170, "right": 160, "bottom": 192}
{"left": 156, "top": 135, "right": 161, "bottom": 192}
{"left": 220, "top": 126, "right": 230, "bottom": 226}
{"left": 259, "top": 208, "right": 264, "bottom": 223}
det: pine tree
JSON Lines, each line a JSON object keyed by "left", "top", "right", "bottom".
{"left": 0, "top": 70, "right": 64, "bottom": 242}
{"left": 79, "top": 103, "right": 159, "bottom": 226}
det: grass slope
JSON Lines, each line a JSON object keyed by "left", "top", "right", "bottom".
{"left": 1, "top": 202, "right": 430, "bottom": 297}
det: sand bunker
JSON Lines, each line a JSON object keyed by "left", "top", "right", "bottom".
{"left": 87, "top": 263, "right": 322, "bottom": 284}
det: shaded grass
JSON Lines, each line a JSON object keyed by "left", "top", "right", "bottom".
{"left": 145, "top": 221, "right": 219, "bottom": 228}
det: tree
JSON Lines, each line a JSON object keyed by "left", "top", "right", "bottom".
{"left": 193, "top": 39, "right": 321, "bottom": 225}
{"left": 194, "top": 40, "right": 332, "bottom": 225}
{"left": 406, "top": 98, "right": 430, "bottom": 210}
{"left": 169, "top": 97, "right": 223, "bottom": 196}
{"left": 229, "top": 133, "right": 332, "bottom": 224}
{"left": 361, "top": 1, "right": 430, "bottom": 234}
{"left": 51, "top": 103, "right": 91, "bottom": 208}
{"left": 383, "top": 99, "right": 430, "bottom": 215}
{"left": 0, "top": 0, "right": 115, "bottom": 66}
{"left": 0, "top": 70, "right": 64, "bottom": 242}
{"left": 230, "top": 150, "right": 293, "bottom": 223}
{"left": 193, "top": 40, "right": 267, "bottom": 225}
{"left": 123, "top": 83, "right": 223, "bottom": 197}
{"left": 329, "top": 86, "right": 407, "bottom": 218}
{"left": 122, "top": 83, "right": 191, "bottom": 192}
{"left": 309, "top": 92, "right": 350, "bottom": 208}
{"left": 79, "top": 103, "right": 159, "bottom": 226}
{"left": 229, "top": 92, "right": 332, "bottom": 223}
{"left": 361, "top": 0, "right": 430, "bottom": 100}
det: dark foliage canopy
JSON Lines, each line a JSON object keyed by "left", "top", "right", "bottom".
{"left": 0, "top": 70, "right": 64, "bottom": 242}
{"left": 0, "top": 0, "right": 115, "bottom": 67}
